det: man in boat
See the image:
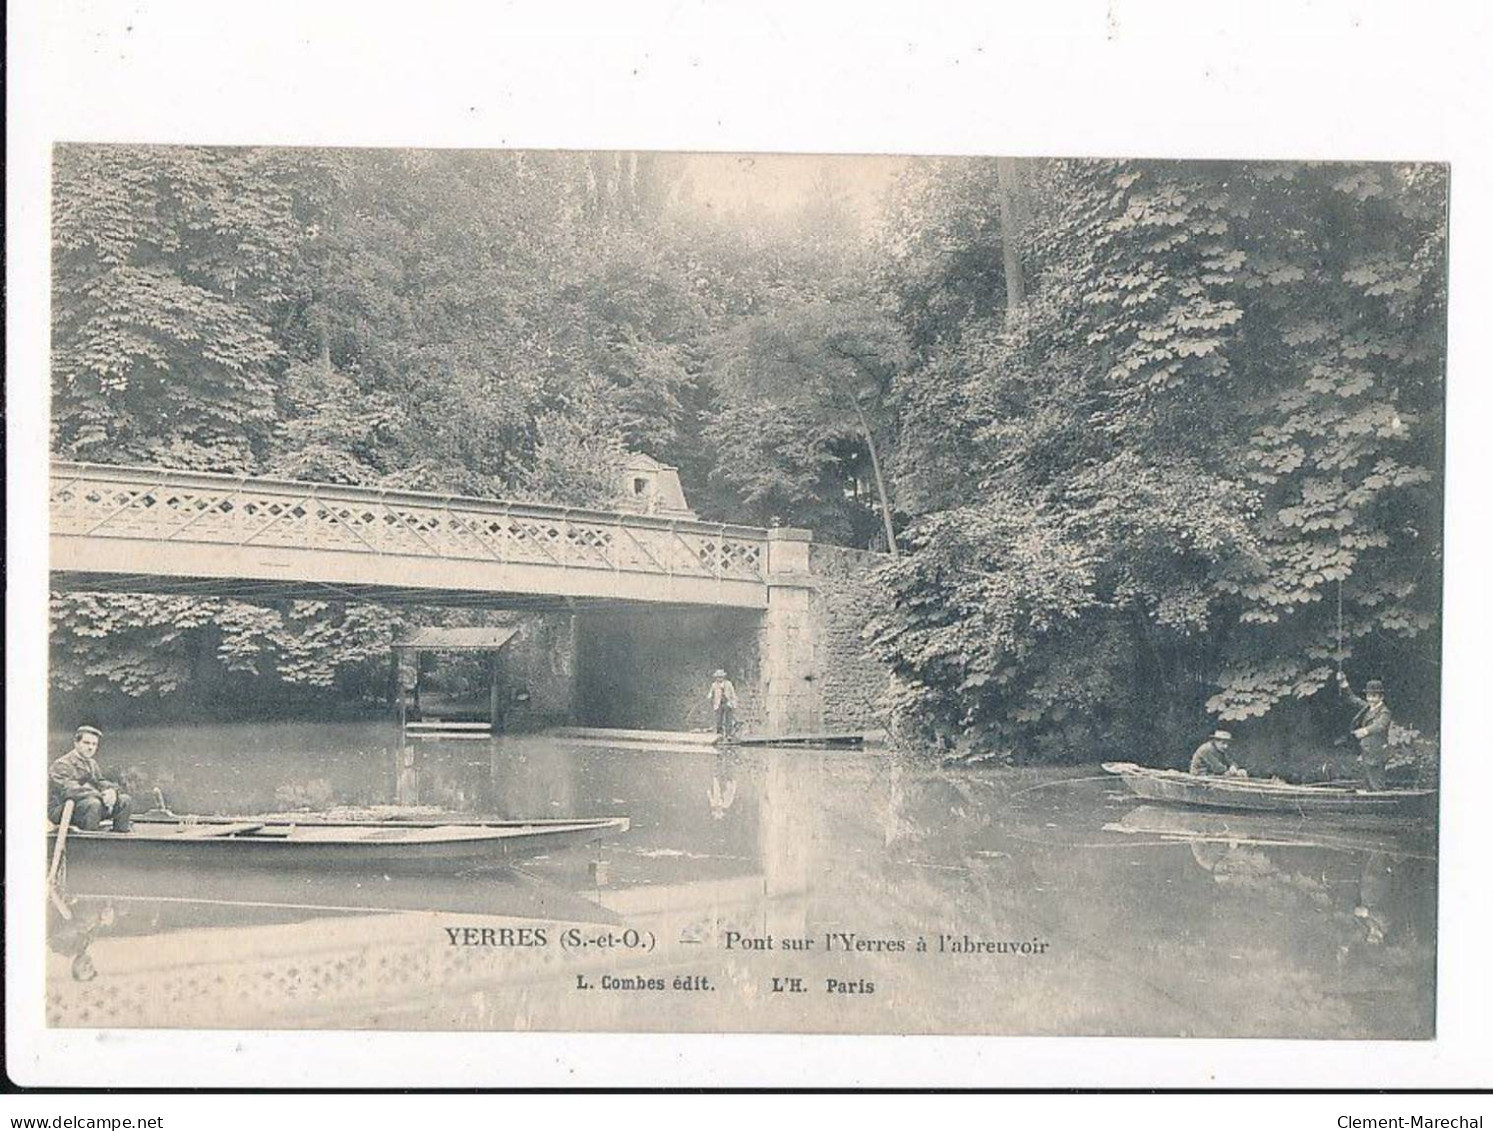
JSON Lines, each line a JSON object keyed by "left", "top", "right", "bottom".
{"left": 1189, "top": 729, "right": 1242, "bottom": 777}
{"left": 709, "top": 668, "right": 738, "bottom": 743}
{"left": 48, "top": 725, "right": 132, "bottom": 832}
{"left": 1337, "top": 673, "right": 1393, "bottom": 790}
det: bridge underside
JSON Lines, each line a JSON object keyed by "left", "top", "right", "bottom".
{"left": 49, "top": 570, "right": 730, "bottom": 612}
{"left": 49, "top": 536, "right": 769, "bottom": 611}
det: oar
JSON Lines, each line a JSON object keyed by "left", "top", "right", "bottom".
{"left": 48, "top": 799, "right": 74, "bottom": 920}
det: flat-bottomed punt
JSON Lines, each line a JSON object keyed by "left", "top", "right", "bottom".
{"left": 49, "top": 814, "right": 630, "bottom": 873}
{"left": 1102, "top": 762, "right": 1435, "bottom": 820}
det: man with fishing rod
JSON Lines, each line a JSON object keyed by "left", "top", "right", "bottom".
{"left": 1336, "top": 672, "right": 1393, "bottom": 790}
{"left": 709, "top": 668, "right": 739, "bottom": 744}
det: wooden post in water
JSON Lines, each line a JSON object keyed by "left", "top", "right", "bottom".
{"left": 394, "top": 649, "right": 407, "bottom": 737}
{"left": 393, "top": 646, "right": 417, "bottom": 805}
{"left": 489, "top": 654, "right": 502, "bottom": 736}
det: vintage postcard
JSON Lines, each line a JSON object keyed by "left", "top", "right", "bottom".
{"left": 30, "top": 145, "right": 1445, "bottom": 1039}
{"left": 10, "top": 0, "right": 1493, "bottom": 1096}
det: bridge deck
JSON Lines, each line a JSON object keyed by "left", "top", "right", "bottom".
{"left": 49, "top": 462, "right": 771, "bottom": 609}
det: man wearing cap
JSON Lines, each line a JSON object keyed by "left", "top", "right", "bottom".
{"left": 708, "top": 669, "right": 738, "bottom": 742}
{"left": 1189, "top": 730, "right": 1239, "bottom": 776}
{"left": 48, "top": 726, "right": 132, "bottom": 832}
{"left": 1337, "top": 673, "right": 1393, "bottom": 790}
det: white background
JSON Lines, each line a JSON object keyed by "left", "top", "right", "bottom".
{"left": 6, "top": 0, "right": 1492, "bottom": 1097}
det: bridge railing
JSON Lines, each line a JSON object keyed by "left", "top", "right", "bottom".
{"left": 50, "top": 462, "right": 768, "bottom": 584}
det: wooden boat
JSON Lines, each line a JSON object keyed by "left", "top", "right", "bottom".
{"left": 48, "top": 814, "right": 630, "bottom": 873}
{"left": 1102, "top": 761, "right": 1436, "bottom": 820}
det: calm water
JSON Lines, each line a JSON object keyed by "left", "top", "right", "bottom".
{"left": 46, "top": 721, "right": 1437, "bottom": 1037}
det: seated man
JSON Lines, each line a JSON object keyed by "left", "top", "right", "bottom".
{"left": 48, "top": 726, "right": 132, "bottom": 832}
{"left": 1189, "top": 729, "right": 1241, "bottom": 776}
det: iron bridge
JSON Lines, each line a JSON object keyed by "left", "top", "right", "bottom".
{"left": 49, "top": 462, "right": 771, "bottom": 609}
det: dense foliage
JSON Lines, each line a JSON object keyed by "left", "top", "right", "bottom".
{"left": 52, "top": 146, "right": 318, "bottom": 468}
{"left": 705, "top": 296, "right": 907, "bottom": 550}
{"left": 50, "top": 149, "right": 1446, "bottom": 761}
{"left": 870, "top": 159, "right": 1445, "bottom": 761}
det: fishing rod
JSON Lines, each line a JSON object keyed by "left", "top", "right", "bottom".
{"left": 1336, "top": 575, "right": 1344, "bottom": 682}
{"left": 1331, "top": 576, "right": 1356, "bottom": 751}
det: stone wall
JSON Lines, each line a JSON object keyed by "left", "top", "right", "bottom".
{"left": 806, "top": 543, "right": 889, "bottom": 733}
{"left": 754, "top": 532, "right": 890, "bottom": 737}
{"left": 494, "top": 614, "right": 576, "bottom": 731}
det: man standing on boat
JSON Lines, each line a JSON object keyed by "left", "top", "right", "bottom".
{"left": 709, "top": 668, "right": 738, "bottom": 743}
{"left": 1337, "top": 673, "right": 1393, "bottom": 790}
{"left": 1189, "top": 730, "right": 1241, "bottom": 776}
{"left": 48, "top": 725, "right": 132, "bottom": 832}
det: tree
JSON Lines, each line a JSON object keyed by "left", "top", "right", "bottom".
{"left": 706, "top": 298, "right": 909, "bottom": 554}
{"left": 49, "top": 591, "right": 404, "bottom": 709}
{"left": 880, "top": 157, "right": 1044, "bottom": 515}
{"left": 994, "top": 157, "right": 1027, "bottom": 313}
{"left": 51, "top": 145, "right": 323, "bottom": 468}
{"left": 512, "top": 377, "right": 630, "bottom": 507}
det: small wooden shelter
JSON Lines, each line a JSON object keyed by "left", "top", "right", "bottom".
{"left": 393, "top": 626, "right": 520, "bottom": 740}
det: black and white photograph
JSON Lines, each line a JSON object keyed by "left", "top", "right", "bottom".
{"left": 32, "top": 145, "right": 1446, "bottom": 1038}
{"left": 7, "top": 0, "right": 1492, "bottom": 1097}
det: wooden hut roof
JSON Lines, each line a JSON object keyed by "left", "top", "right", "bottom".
{"left": 393, "top": 626, "right": 520, "bottom": 652}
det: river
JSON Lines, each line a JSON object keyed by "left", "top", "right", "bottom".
{"left": 44, "top": 721, "right": 1437, "bottom": 1037}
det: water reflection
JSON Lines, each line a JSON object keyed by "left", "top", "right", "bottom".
{"left": 707, "top": 746, "right": 739, "bottom": 821}
{"left": 1106, "top": 801, "right": 1436, "bottom": 1035}
{"left": 44, "top": 724, "right": 1437, "bottom": 1037}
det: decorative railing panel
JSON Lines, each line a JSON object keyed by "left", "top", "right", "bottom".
{"left": 50, "top": 462, "right": 768, "bottom": 591}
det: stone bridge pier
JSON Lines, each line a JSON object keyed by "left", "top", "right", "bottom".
{"left": 757, "top": 528, "right": 821, "bottom": 735}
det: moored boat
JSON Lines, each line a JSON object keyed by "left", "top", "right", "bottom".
{"left": 1102, "top": 761, "right": 1435, "bottom": 820}
{"left": 48, "top": 813, "right": 631, "bottom": 873}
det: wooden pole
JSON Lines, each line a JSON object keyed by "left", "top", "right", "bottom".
{"left": 48, "top": 799, "right": 75, "bottom": 920}
{"left": 489, "top": 654, "right": 502, "bottom": 736}
{"left": 395, "top": 648, "right": 407, "bottom": 737}
{"left": 49, "top": 799, "right": 75, "bottom": 883}
{"left": 1343, "top": 575, "right": 1355, "bottom": 683}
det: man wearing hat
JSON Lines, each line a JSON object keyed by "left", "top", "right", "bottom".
{"left": 1337, "top": 672, "right": 1393, "bottom": 790}
{"left": 708, "top": 669, "right": 738, "bottom": 742}
{"left": 1189, "top": 729, "right": 1239, "bottom": 776}
{"left": 48, "top": 726, "right": 132, "bottom": 832}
